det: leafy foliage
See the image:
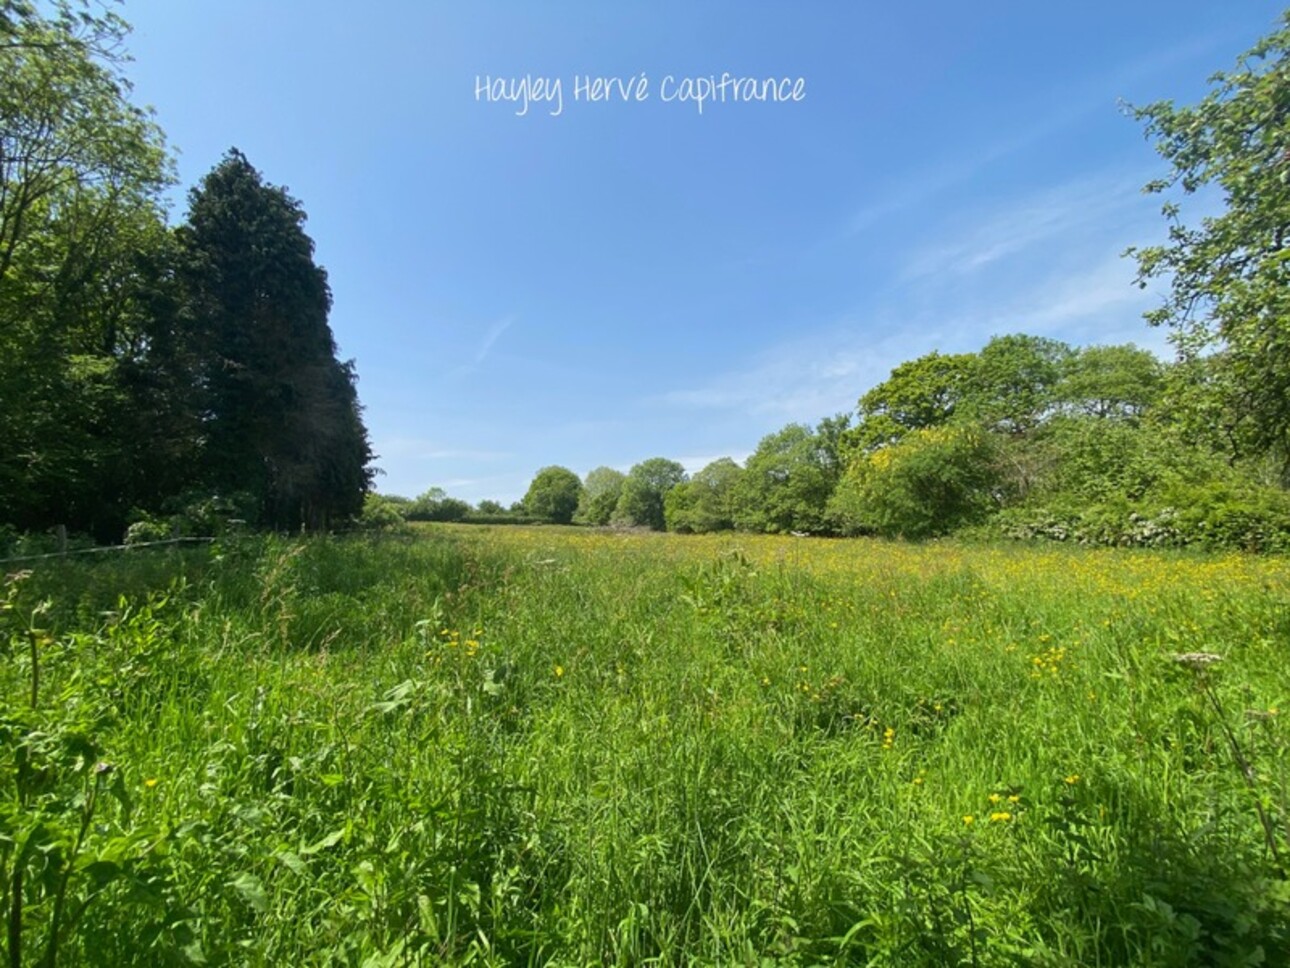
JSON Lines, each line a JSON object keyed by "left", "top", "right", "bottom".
{"left": 0, "top": 9, "right": 374, "bottom": 542}
{"left": 1055, "top": 344, "right": 1163, "bottom": 421}
{"left": 664, "top": 457, "right": 744, "bottom": 533}
{"left": 405, "top": 488, "right": 471, "bottom": 522}
{"left": 0, "top": 2, "right": 180, "bottom": 540}
{"left": 853, "top": 351, "right": 972, "bottom": 451}
{"left": 735, "top": 418, "right": 848, "bottom": 534}
{"left": 575, "top": 466, "right": 625, "bottom": 526}
{"left": 522, "top": 466, "right": 583, "bottom": 524}
{"left": 613, "top": 458, "right": 687, "bottom": 530}
{"left": 832, "top": 424, "right": 1003, "bottom": 538}
{"left": 961, "top": 334, "right": 1073, "bottom": 435}
{"left": 1130, "top": 13, "right": 1290, "bottom": 474}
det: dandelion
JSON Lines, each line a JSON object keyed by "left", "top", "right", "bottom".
{"left": 988, "top": 793, "right": 1003, "bottom": 804}
{"left": 554, "top": 665, "right": 564, "bottom": 678}
{"left": 144, "top": 777, "right": 158, "bottom": 789}
{"left": 1007, "top": 794, "right": 1021, "bottom": 804}
{"left": 963, "top": 814, "right": 975, "bottom": 825}
{"left": 1064, "top": 774, "right": 1081, "bottom": 785}
{"left": 989, "top": 811, "right": 1013, "bottom": 823}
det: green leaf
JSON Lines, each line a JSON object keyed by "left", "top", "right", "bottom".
{"left": 228, "top": 871, "right": 268, "bottom": 913}
{"left": 301, "top": 827, "right": 345, "bottom": 856}
{"left": 274, "top": 850, "right": 307, "bottom": 876}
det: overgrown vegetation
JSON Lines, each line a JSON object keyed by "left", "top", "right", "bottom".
{"left": 2, "top": 526, "right": 1289, "bottom": 965}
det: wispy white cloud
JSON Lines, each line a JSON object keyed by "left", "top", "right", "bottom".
{"left": 475, "top": 315, "right": 514, "bottom": 364}
{"left": 846, "top": 31, "right": 1223, "bottom": 237}
{"left": 661, "top": 166, "right": 1173, "bottom": 424}
{"left": 899, "top": 172, "right": 1147, "bottom": 282}
{"left": 443, "top": 314, "right": 517, "bottom": 380}
{"left": 848, "top": 124, "right": 1066, "bottom": 236}
{"left": 659, "top": 324, "right": 923, "bottom": 425}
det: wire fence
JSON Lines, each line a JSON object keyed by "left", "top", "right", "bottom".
{"left": 0, "top": 536, "right": 216, "bottom": 566}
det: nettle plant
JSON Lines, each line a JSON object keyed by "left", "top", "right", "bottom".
{"left": 0, "top": 572, "right": 196, "bottom": 967}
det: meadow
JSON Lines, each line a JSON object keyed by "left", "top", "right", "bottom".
{"left": 3, "top": 525, "right": 1290, "bottom": 966}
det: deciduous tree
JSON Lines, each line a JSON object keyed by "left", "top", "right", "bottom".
{"left": 960, "top": 334, "right": 1072, "bottom": 435}
{"left": 1055, "top": 344, "right": 1163, "bottom": 422}
{"left": 524, "top": 465, "right": 583, "bottom": 524}
{"left": 0, "top": 0, "right": 176, "bottom": 538}
{"left": 664, "top": 457, "right": 743, "bottom": 533}
{"left": 1129, "top": 14, "right": 1290, "bottom": 474}
{"left": 613, "top": 458, "right": 686, "bottom": 530}
{"left": 852, "top": 351, "right": 972, "bottom": 451}
{"left": 576, "top": 466, "right": 625, "bottom": 525}
{"left": 736, "top": 420, "right": 846, "bottom": 534}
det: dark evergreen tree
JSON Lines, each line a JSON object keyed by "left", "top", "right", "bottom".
{"left": 179, "top": 150, "right": 372, "bottom": 530}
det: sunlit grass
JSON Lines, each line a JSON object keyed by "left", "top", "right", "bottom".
{"left": 3, "top": 525, "right": 1289, "bottom": 964}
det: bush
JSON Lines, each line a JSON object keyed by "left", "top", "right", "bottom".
{"left": 124, "top": 517, "right": 172, "bottom": 545}
{"left": 164, "top": 492, "right": 257, "bottom": 537}
{"left": 358, "top": 494, "right": 409, "bottom": 531}
{"left": 988, "top": 482, "right": 1290, "bottom": 552}
{"left": 405, "top": 489, "right": 472, "bottom": 522}
{"left": 830, "top": 425, "right": 1003, "bottom": 539}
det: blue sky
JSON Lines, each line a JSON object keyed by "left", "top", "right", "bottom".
{"left": 121, "top": 1, "right": 1284, "bottom": 504}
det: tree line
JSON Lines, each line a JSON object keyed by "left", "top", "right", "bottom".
{"left": 5, "top": 3, "right": 1290, "bottom": 555}
{"left": 387, "top": 328, "right": 1286, "bottom": 551}
{"left": 378, "top": 14, "right": 1290, "bottom": 552}
{"left": 0, "top": 2, "right": 372, "bottom": 549}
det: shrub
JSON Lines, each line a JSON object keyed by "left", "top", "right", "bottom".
{"left": 358, "top": 494, "right": 409, "bottom": 531}
{"left": 830, "top": 424, "right": 1003, "bottom": 538}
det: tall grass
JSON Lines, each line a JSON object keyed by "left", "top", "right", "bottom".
{"left": 2, "top": 526, "right": 1288, "bottom": 965}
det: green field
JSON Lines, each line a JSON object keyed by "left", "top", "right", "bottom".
{"left": 3, "top": 526, "right": 1290, "bottom": 966}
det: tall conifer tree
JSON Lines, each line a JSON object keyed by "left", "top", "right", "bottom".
{"left": 179, "top": 150, "right": 371, "bottom": 530}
